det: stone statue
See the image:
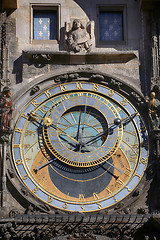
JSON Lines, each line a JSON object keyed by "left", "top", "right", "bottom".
{"left": 146, "top": 91, "right": 159, "bottom": 129}
{"left": 65, "top": 19, "right": 94, "bottom": 53}
{"left": 152, "top": 36, "right": 159, "bottom": 80}
{"left": 0, "top": 86, "right": 14, "bottom": 132}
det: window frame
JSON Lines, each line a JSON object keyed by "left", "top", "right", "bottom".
{"left": 97, "top": 5, "right": 127, "bottom": 47}
{"left": 30, "top": 4, "right": 60, "bottom": 44}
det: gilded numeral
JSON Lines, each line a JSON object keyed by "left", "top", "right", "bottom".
{"left": 61, "top": 94, "right": 69, "bottom": 100}
{"left": 39, "top": 107, "right": 47, "bottom": 114}
{"left": 69, "top": 96, "right": 82, "bottom": 105}
{"left": 78, "top": 154, "right": 88, "bottom": 163}
{"left": 77, "top": 92, "right": 83, "bottom": 96}
{"left": 25, "top": 130, "right": 34, "bottom": 136}
{"left": 124, "top": 168, "right": 132, "bottom": 176}
{"left": 49, "top": 132, "right": 57, "bottom": 137}
{"left": 125, "top": 186, "right": 132, "bottom": 192}
{"left": 54, "top": 143, "right": 63, "bottom": 150}
{"left": 13, "top": 144, "right": 20, "bottom": 148}
{"left": 15, "top": 159, "right": 23, "bottom": 165}
{"left": 15, "top": 128, "right": 22, "bottom": 133}
{"left": 106, "top": 187, "right": 112, "bottom": 194}
{"left": 138, "top": 125, "right": 146, "bottom": 132}
{"left": 92, "top": 83, "right": 99, "bottom": 91}
{"left": 97, "top": 202, "right": 102, "bottom": 209}
{"left": 24, "top": 144, "right": 30, "bottom": 149}
{"left": 76, "top": 82, "right": 83, "bottom": 89}
{"left": 93, "top": 192, "right": 99, "bottom": 200}
{"left": 60, "top": 85, "right": 66, "bottom": 92}
{"left": 31, "top": 99, "right": 39, "bottom": 107}
{"left": 141, "top": 141, "right": 148, "bottom": 148}
{"left": 139, "top": 157, "right": 148, "bottom": 165}
{"left": 129, "top": 155, "right": 138, "bottom": 162}
{"left": 131, "top": 144, "right": 139, "bottom": 150}
{"left": 79, "top": 194, "right": 85, "bottom": 202}
{"left": 47, "top": 196, "right": 53, "bottom": 203}
{"left": 116, "top": 178, "right": 124, "bottom": 186}
{"left": 21, "top": 113, "right": 28, "bottom": 119}
{"left": 32, "top": 186, "right": 39, "bottom": 193}
{"left": 63, "top": 202, "right": 68, "bottom": 209}
{"left": 107, "top": 89, "right": 114, "bottom": 97}
{"left": 45, "top": 90, "right": 52, "bottom": 98}
{"left": 120, "top": 98, "right": 128, "bottom": 106}
{"left": 113, "top": 196, "right": 118, "bottom": 202}
{"left": 94, "top": 101, "right": 103, "bottom": 109}
{"left": 22, "top": 175, "right": 28, "bottom": 180}
{"left": 81, "top": 205, "right": 85, "bottom": 211}
{"left": 63, "top": 151, "right": 73, "bottom": 159}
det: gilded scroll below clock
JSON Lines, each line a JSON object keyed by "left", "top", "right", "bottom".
{"left": 12, "top": 82, "right": 149, "bottom": 212}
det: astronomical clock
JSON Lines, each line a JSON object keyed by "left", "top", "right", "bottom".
{"left": 12, "top": 76, "right": 149, "bottom": 213}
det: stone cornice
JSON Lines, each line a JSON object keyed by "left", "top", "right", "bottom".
{"left": 22, "top": 50, "right": 137, "bottom": 65}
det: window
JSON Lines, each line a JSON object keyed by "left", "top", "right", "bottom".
{"left": 99, "top": 11, "right": 123, "bottom": 41}
{"left": 32, "top": 6, "right": 59, "bottom": 42}
{"left": 33, "top": 10, "right": 57, "bottom": 40}
{"left": 98, "top": 6, "right": 126, "bottom": 45}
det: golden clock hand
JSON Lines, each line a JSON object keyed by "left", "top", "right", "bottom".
{"left": 29, "top": 112, "right": 80, "bottom": 145}
{"left": 29, "top": 111, "right": 43, "bottom": 122}
{"left": 47, "top": 122, "right": 80, "bottom": 144}
{"left": 59, "top": 134, "right": 77, "bottom": 149}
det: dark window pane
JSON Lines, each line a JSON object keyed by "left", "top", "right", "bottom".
{"left": 99, "top": 11, "right": 123, "bottom": 41}
{"left": 33, "top": 10, "right": 57, "bottom": 40}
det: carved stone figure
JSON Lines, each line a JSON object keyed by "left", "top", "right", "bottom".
{"left": 152, "top": 36, "right": 159, "bottom": 81}
{"left": 146, "top": 92, "right": 159, "bottom": 129}
{"left": 0, "top": 86, "right": 14, "bottom": 132}
{"left": 65, "top": 19, "right": 94, "bottom": 53}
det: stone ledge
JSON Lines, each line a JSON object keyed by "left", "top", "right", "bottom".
{"left": 22, "top": 50, "right": 137, "bottom": 65}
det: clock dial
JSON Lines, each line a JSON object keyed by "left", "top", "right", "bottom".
{"left": 42, "top": 91, "right": 123, "bottom": 167}
{"left": 12, "top": 82, "right": 149, "bottom": 212}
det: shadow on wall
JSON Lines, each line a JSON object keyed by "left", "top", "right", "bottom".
{"left": 13, "top": 56, "right": 23, "bottom": 84}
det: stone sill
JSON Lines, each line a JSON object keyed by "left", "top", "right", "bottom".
{"left": 22, "top": 50, "right": 137, "bottom": 65}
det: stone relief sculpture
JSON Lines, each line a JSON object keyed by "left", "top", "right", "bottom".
{"left": 152, "top": 36, "right": 159, "bottom": 81}
{"left": 146, "top": 91, "right": 159, "bottom": 129}
{"left": 0, "top": 86, "right": 14, "bottom": 132}
{"left": 65, "top": 19, "right": 94, "bottom": 53}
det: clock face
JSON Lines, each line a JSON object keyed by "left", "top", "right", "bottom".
{"left": 12, "top": 81, "right": 149, "bottom": 212}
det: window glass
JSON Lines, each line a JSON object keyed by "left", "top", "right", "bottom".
{"left": 33, "top": 10, "right": 57, "bottom": 40}
{"left": 99, "top": 11, "right": 123, "bottom": 41}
